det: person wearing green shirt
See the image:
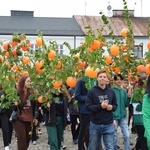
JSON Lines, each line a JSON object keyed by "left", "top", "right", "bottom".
{"left": 143, "top": 75, "right": 150, "bottom": 150}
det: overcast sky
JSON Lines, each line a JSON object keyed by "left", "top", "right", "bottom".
{"left": 0, "top": 0, "right": 149, "bottom": 17}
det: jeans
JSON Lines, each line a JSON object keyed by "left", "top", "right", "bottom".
{"left": 114, "top": 118, "right": 130, "bottom": 150}
{"left": 88, "top": 122, "right": 115, "bottom": 150}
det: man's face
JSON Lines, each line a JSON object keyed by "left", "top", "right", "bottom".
{"left": 97, "top": 73, "right": 108, "bottom": 86}
{"left": 115, "top": 76, "right": 123, "bottom": 87}
{"left": 122, "top": 80, "right": 128, "bottom": 89}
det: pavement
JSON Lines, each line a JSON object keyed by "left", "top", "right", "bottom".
{"left": 0, "top": 122, "right": 137, "bottom": 150}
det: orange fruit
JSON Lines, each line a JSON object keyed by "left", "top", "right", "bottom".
{"left": 38, "top": 96, "right": 43, "bottom": 103}
{"left": 22, "top": 45, "right": 28, "bottom": 51}
{"left": 66, "top": 77, "right": 77, "bottom": 87}
{"left": 85, "top": 66, "right": 98, "bottom": 78}
{"left": 145, "top": 64, "right": 150, "bottom": 75}
{"left": 3, "top": 42, "right": 9, "bottom": 50}
{"left": 114, "top": 67, "right": 120, "bottom": 74}
{"left": 121, "top": 44, "right": 127, "bottom": 51}
{"left": 78, "top": 61, "right": 86, "bottom": 68}
{"left": 22, "top": 57, "right": 30, "bottom": 65}
{"left": 136, "top": 65, "right": 145, "bottom": 72}
{"left": 36, "top": 37, "right": 42, "bottom": 47}
{"left": 21, "top": 71, "right": 29, "bottom": 76}
{"left": 12, "top": 65, "right": 19, "bottom": 71}
{"left": 55, "top": 61, "right": 62, "bottom": 69}
{"left": 48, "top": 50, "right": 56, "bottom": 60}
{"left": 36, "top": 68, "right": 43, "bottom": 74}
{"left": 110, "top": 44, "right": 120, "bottom": 56}
{"left": 35, "top": 60, "right": 43, "bottom": 69}
{"left": 10, "top": 41, "right": 18, "bottom": 47}
{"left": 105, "top": 55, "right": 112, "bottom": 65}
{"left": 53, "top": 81, "right": 62, "bottom": 89}
{"left": 147, "top": 41, "right": 150, "bottom": 49}
{"left": 12, "top": 49, "right": 17, "bottom": 57}
{"left": 120, "top": 28, "right": 129, "bottom": 37}
{"left": 5, "top": 51, "right": 9, "bottom": 57}
{"left": 90, "top": 40, "right": 101, "bottom": 50}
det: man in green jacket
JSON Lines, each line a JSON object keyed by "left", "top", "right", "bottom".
{"left": 112, "top": 74, "right": 131, "bottom": 150}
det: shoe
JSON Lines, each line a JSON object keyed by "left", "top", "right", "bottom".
{"left": 117, "top": 145, "right": 120, "bottom": 149}
{"left": 4, "top": 146, "right": 9, "bottom": 150}
{"left": 38, "top": 129, "right": 42, "bottom": 134}
{"left": 32, "top": 141, "right": 37, "bottom": 145}
{"left": 73, "top": 139, "right": 77, "bottom": 144}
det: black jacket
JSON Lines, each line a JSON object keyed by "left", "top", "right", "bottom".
{"left": 43, "top": 95, "right": 69, "bottom": 127}
{"left": 86, "top": 85, "right": 117, "bottom": 125}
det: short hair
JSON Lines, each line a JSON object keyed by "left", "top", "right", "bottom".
{"left": 97, "top": 70, "right": 107, "bottom": 77}
{"left": 114, "top": 74, "right": 124, "bottom": 80}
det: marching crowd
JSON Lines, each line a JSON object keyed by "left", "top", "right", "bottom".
{"left": 0, "top": 69, "right": 150, "bottom": 150}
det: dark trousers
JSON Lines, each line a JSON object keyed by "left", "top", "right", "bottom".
{"left": 46, "top": 116, "right": 64, "bottom": 150}
{"left": 14, "top": 119, "right": 31, "bottom": 150}
{"left": 70, "top": 114, "right": 80, "bottom": 140}
{"left": 135, "top": 125, "right": 148, "bottom": 150}
{"left": 0, "top": 112, "right": 13, "bottom": 147}
{"left": 32, "top": 124, "right": 37, "bottom": 142}
{"left": 78, "top": 113, "right": 90, "bottom": 150}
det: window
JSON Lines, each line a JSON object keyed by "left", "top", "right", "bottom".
{"left": 134, "top": 44, "right": 143, "bottom": 59}
{"left": 56, "top": 44, "right": 64, "bottom": 55}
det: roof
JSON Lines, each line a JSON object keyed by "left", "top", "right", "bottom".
{"left": 0, "top": 10, "right": 149, "bottom": 37}
{"left": 0, "top": 15, "right": 84, "bottom": 36}
{"left": 74, "top": 15, "right": 150, "bottom": 37}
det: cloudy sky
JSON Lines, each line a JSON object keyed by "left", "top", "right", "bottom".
{"left": 0, "top": 0, "right": 149, "bottom": 17}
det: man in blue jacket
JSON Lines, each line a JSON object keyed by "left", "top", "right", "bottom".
{"left": 75, "top": 75, "right": 95, "bottom": 150}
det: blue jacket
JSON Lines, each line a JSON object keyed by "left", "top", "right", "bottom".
{"left": 75, "top": 78, "right": 90, "bottom": 114}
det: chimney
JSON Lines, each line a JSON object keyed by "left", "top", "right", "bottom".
{"left": 11, "top": 10, "right": 34, "bottom": 17}
{"left": 113, "top": 10, "right": 134, "bottom": 17}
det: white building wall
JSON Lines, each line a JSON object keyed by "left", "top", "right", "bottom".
{"left": 0, "top": 35, "right": 149, "bottom": 56}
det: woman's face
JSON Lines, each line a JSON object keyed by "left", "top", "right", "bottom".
{"left": 24, "top": 77, "right": 31, "bottom": 88}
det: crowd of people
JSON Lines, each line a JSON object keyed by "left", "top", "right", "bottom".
{"left": 0, "top": 69, "right": 150, "bottom": 150}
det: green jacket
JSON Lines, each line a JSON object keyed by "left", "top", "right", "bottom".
{"left": 112, "top": 86, "right": 130, "bottom": 120}
{"left": 142, "top": 94, "right": 150, "bottom": 149}
{"left": 132, "top": 92, "right": 143, "bottom": 125}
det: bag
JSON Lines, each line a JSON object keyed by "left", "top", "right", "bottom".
{"left": 9, "top": 110, "right": 18, "bottom": 123}
{"left": 19, "top": 100, "right": 33, "bottom": 122}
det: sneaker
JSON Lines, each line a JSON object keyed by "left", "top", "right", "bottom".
{"left": 4, "top": 146, "right": 9, "bottom": 150}
{"left": 32, "top": 141, "right": 37, "bottom": 145}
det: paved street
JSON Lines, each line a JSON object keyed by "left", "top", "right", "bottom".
{"left": 0, "top": 123, "right": 137, "bottom": 150}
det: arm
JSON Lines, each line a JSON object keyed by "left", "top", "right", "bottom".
{"left": 125, "top": 90, "right": 130, "bottom": 107}
{"left": 75, "top": 79, "right": 87, "bottom": 102}
{"left": 85, "top": 91, "right": 101, "bottom": 113}
{"left": 111, "top": 91, "right": 117, "bottom": 111}
{"left": 142, "top": 95, "right": 150, "bottom": 142}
